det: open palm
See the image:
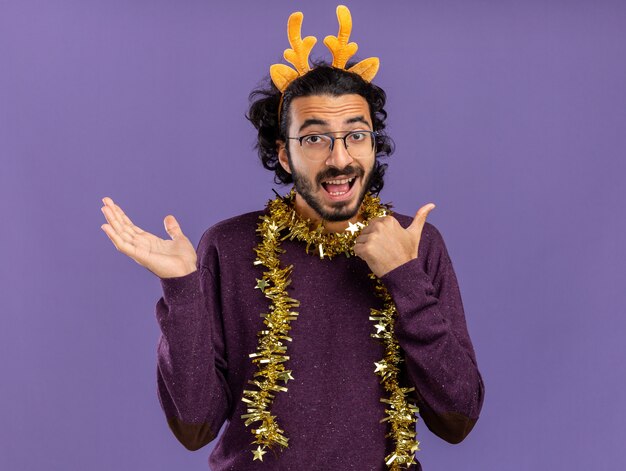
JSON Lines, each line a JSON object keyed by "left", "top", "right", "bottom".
{"left": 100, "top": 197, "right": 197, "bottom": 279}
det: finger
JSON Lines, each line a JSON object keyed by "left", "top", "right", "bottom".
{"left": 359, "top": 218, "right": 384, "bottom": 235}
{"left": 367, "top": 216, "right": 387, "bottom": 226}
{"left": 353, "top": 242, "right": 370, "bottom": 260}
{"left": 113, "top": 203, "right": 144, "bottom": 235}
{"left": 101, "top": 223, "right": 133, "bottom": 254}
{"left": 164, "top": 215, "right": 185, "bottom": 241}
{"left": 358, "top": 225, "right": 373, "bottom": 237}
{"left": 100, "top": 204, "right": 121, "bottom": 232}
{"left": 354, "top": 233, "right": 372, "bottom": 244}
{"left": 102, "top": 196, "right": 115, "bottom": 207}
{"left": 407, "top": 203, "right": 436, "bottom": 236}
{"left": 101, "top": 205, "right": 135, "bottom": 245}
{"left": 103, "top": 198, "right": 144, "bottom": 236}
{"left": 353, "top": 243, "right": 364, "bottom": 258}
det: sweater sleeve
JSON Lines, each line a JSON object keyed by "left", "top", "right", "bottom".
{"left": 380, "top": 225, "right": 485, "bottom": 444}
{"left": 155, "top": 262, "right": 231, "bottom": 451}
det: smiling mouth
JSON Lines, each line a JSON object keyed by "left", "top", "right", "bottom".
{"left": 321, "top": 176, "right": 357, "bottom": 196}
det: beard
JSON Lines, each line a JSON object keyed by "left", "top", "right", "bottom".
{"left": 289, "top": 157, "right": 375, "bottom": 222}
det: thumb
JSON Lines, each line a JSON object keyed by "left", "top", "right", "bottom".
{"left": 164, "top": 215, "right": 185, "bottom": 240}
{"left": 407, "top": 203, "right": 436, "bottom": 236}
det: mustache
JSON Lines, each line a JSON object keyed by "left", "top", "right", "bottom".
{"left": 316, "top": 165, "right": 364, "bottom": 185}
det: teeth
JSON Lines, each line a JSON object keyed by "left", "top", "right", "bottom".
{"left": 324, "top": 177, "right": 355, "bottom": 185}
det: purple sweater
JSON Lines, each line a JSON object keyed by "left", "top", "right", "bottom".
{"left": 156, "top": 208, "right": 484, "bottom": 470}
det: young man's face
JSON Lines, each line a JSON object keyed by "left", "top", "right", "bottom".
{"left": 277, "top": 94, "right": 376, "bottom": 222}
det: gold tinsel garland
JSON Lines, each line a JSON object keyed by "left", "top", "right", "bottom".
{"left": 242, "top": 188, "right": 420, "bottom": 469}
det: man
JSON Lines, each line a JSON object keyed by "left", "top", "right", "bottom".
{"left": 100, "top": 6, "right": 484, "bottom": 470}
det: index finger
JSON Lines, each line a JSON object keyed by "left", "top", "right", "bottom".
{"left": 102, "top": 197, "right": 144, "bottom": 235}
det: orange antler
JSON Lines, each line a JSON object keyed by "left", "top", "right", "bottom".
{"left": 323, "top": 5, "right": 358, "bottom": 69}
{"left": 270, "top": 12, "right": 317, "bottom": 92}
{"left": 270, "top": 6, "right": 379, "bottom": 93}
{"left": 324, "top": 5, "right": 379, "bottom": 82}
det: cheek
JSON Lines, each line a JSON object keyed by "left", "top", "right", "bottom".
{"left": 361, "top": 156, "right": 376, "bottom": 176}
{"left": 292, "top": 159, "right": 320, "bottom": 180}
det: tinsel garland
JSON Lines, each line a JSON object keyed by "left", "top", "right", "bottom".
{"left": 241, "top": 188, "right": 420, "bottom": 469}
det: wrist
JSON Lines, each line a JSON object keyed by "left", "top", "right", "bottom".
{"left": 376, "top": 255, "right": 417, "bottom": 278}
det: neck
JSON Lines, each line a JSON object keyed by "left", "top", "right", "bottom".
{"left": 292, "top": 192, "right": 364, "bottom": 234}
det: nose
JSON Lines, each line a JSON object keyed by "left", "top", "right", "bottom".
{"left": 325, "top": 137, "right": 354, "bottom": 167}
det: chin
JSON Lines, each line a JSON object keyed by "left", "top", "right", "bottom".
{"left": 310, "top": 185, "right": 367, "bottom": 222}
{"left": 319, "top": 199, "right": 361, "bottom": 221}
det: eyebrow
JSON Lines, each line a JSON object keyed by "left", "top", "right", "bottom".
{"left": 298, "top": 115, "right": 371, "bottom": 133}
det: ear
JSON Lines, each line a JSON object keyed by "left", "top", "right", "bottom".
{"left": 276, "top": 140, "right": 292, "bottom": 175}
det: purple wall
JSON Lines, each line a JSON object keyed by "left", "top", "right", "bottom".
{"left": 2, "top": 1, "right": 625, "bottom": 469}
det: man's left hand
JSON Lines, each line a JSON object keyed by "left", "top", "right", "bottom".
{"left": 354, "top": 203, "right": 436, "bottom": 278}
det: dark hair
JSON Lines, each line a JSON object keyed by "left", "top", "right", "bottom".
{"left": 246, "top": 61, "right": 394, "bottom": 195}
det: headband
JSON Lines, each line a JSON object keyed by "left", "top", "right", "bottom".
{"left": 270, "top": 5, "right": 380, "bottom": 94}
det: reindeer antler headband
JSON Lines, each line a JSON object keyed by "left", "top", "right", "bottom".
{"left": 270, "top": 5, "right": 379, "bottom": 93}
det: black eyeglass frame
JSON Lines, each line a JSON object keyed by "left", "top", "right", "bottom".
{"left": 286, "top": 130, "right": 379, "bottom": 153}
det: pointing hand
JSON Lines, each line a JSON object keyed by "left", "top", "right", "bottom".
{"left": 100, "top": 197, "right": 197, "bottom": 279}
{"left": 354, "top": 203, "right": 436, "bottom": 277}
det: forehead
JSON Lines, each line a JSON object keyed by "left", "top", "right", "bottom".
{"left": 288, "top": 94, "right": 371, "bottom": 130}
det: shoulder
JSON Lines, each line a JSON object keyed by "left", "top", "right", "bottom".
{"left": 196, "top": 209, "right": 267, "bottom": 268}
{"left": 202, "top": 210, "right": 266, "bottom": 240}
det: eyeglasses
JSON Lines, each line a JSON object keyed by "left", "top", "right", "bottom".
{"left": 287, "top": 130, "right": 377, "bottom": 161}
